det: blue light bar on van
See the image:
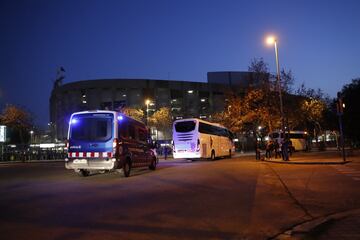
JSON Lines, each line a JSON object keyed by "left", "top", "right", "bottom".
{"left": 117, "top": 115, "right": 124, "bottom": 121}
{"left": 70, "top": 118, "right": 78, "bottom": 125}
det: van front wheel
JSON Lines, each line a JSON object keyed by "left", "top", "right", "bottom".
{"left": 123, "top": 159, "right": 131, "bottom": 177}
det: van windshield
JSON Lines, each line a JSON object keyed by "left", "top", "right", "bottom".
{"left": 70, "top": 114, "right": 113, "bottom": 141}
{"left": 175, "top": 121, "right": 196, "bottom": 132}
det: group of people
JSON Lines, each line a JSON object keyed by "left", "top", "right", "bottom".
{"left": 265, "top": 138, "right": 292, "bottom": 161}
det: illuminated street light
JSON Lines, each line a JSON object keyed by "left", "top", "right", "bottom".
{"left": 266, "top": 36, "right": 276, "bottom": 45}
{"left": 145, "top": 99, "right": 151, "bottom": 125}
{"left": 30, "top": 130, "right": 34, "bottom": 144}
{"left": 266, "top": 35, "right": 285, "bottom": 133}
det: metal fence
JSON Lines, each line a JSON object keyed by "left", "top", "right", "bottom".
{"left": 0, "top": 144, "right": 67, "bottom": 162}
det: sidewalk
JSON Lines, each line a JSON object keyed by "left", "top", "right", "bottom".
{"left": 262, "top": 150, "right": 355, "bottom": 165}
{"left": 156, "top": 151, "right": 255, "bottom": 162}
{"left": 263, "top": 157, "right": 350, "bottom": 165}
{"left": 275, "top": 208, "right": 360, "bottom": 240}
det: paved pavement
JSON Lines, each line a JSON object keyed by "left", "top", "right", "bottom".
{"left": 270, "top": 149, "right": 360, "bottom": 240}
{"left": 2, "top": 150, "right": 360, "bottom": 240}
{"left": 274, "top": 208, "right": 360, "bottom": 240}
{"left": 263, "top": 149, "right": 355, "bottom": 165}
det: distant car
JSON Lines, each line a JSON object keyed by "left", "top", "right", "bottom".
{"left": 65, "top": 110, "right": 157, "bottom": 177}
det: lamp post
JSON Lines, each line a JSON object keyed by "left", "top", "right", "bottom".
{"left": 30, "top": 130, "right": 34, "bottom": 144}
{"left": 266, "top": 36, "right": 285, "bottom": 134}
{"left": 145, "top": 99, "right": 150, "bottom": 125}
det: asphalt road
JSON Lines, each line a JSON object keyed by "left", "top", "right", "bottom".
{"left": 1, "top": 153, "right": 360, "bottom": 240}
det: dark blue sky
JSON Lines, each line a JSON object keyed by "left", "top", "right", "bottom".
{"left": 1, "top": 0, "right": 360, "bottom": 127}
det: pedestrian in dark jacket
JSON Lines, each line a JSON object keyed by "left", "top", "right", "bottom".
{"left": 274, "top": 139, "right": 280, "bottom": 159}
{"left": 282, "top": 138, "right": 290, "bottom": 161}
{"left": 265, "top": 140, "right": 273, "bottom": 159}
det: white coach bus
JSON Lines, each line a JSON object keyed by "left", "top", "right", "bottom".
{"left": 268, "top": 130, "right": 309, "bottom": 151}
{"left": 172, "top": 118, "right": 235, "bottom": 160}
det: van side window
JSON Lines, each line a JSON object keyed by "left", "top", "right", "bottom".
{"left": 129, "top": 125, "right": 136, "bottom": 140}
{"left": 119, "top": 122, "right": 128, "bottom": 139}
{"left": 138, "top": 128, "right": 147, "bottom": 143}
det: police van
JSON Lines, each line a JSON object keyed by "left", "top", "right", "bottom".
{"left": 65, "top": 110, "right": 157, "bottom": 177}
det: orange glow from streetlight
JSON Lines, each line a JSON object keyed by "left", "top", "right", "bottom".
{"left": 145, "top": 99, "right": 150, "bottom": 105}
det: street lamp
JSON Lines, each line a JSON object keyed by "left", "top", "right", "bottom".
{"left": 266, "top": 35, "right": 285, "bottom": 134}
{"left": 145, "top": 99, "right": 150, "bottom": 125}
{"left": 30, "top": 130, "right": 34, "bottom": 144}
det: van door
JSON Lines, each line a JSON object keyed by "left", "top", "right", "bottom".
{"left": 137, "top": 127, "right": 150, "bottom": 166}
{"left": 69, "top": 113, "right": 114, "bottom": 157}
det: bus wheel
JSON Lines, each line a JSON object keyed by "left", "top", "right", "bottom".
{"left": 123, "top": 159, "right": 131, "bottom": 177}
{"left": 211, "top": 151, "right": 216, "bottom": 161}
{"left": 79, "top": 169, "right": 89, "bottom": 177}
{"left": 149, "top": 157, "right": 157, "bottom": 170}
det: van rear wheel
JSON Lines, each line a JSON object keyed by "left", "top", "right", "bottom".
{"left": 79, "top": 169, "right": 89, "bottom": 177}
{"left": 149, "top": 157, "right": 157, "bottom": 170}
{"left": 123, "top": 159, "right": 131, "bottom": 177}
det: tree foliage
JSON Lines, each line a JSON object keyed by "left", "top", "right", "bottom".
{"left": 0, "top": 105, "right": 33, "bottom": 143}
{"left": 213, "top": 89, "right": 280, "bottom": 133}
{"left": 292, "top": 83, "right": 335, "bottom": 139}
{"left": 340, "top": 78, "right": 360, "bottom": 144}
{"left": 120, "top": 107, "right": 144, "bottom": 123}
{"left": 212, "top": 58, "right": 330, "bottom": 136}
{"left": 214, "top": 58, "right": 296, "bottom": 134}
{"left": 149, "top": 107, "right": 172, "bottom": 138}
{"left": 280, "top": 69, "right": 295, "bottom": 93}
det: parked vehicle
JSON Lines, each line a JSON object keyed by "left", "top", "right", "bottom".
{"left": 172, "top": 118, "right": 234, "bottom": 160}
{"left": 65, "top": 110, "right": 157, "bottom": 177}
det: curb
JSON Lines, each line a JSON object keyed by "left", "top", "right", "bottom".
{"left": 263, "top": 159, "right": 351, "bottom": 165}
{"left": 0, "top": 159, "right": 65, "bottom": 164}
{"left": 273, "top": 208, "right": 360, "bottom": 239}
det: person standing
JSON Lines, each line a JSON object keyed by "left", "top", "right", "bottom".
{"left": 265, "top": 140, "right": 273, "bottom": 159}
{"left": 282, "top": 138, "right": 290, "bottom": 161}
{"left": 274, "top": 139, "right": 280, "bottom": 159}
{"left": 255, "top": 140, "right": 261, "bottom": 160}
{"left": 163, "top": 146, "right": 168, "bottom": 160}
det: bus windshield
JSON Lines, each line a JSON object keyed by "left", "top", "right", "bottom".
{"left": 175, "top": 121, "right": 196, "bottom": 133}
{"left": 70, "top": 114, "right": 113, "bottom": 141}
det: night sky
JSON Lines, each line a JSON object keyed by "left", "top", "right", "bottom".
{"left": 1, "top": 0, "right": 360, "bottom": 127}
